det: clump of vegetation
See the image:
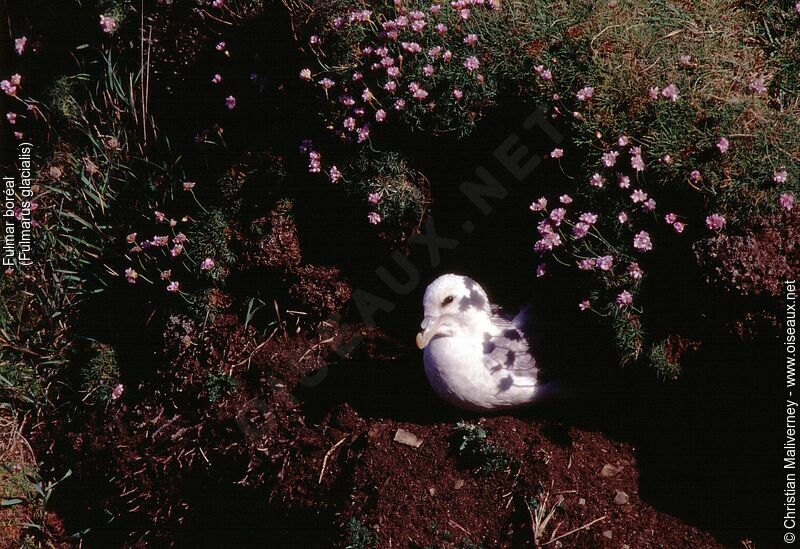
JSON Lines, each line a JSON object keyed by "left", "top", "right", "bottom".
{"left": 204, "top": 370, "right": 237, "bottom": 402}
{"left": 345, "top": 517, "right": 379, "bottom": 549}
{"left": 79, "top": 342, "right": 121, "bottom": 405}
{"left": 290, "top": 0, "right": 798, "bottom": 376}
{"left": 451, "top": 422, "right": 512, "bottom": 474}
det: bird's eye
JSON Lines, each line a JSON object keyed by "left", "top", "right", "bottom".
{"left": 441, "top": 295, "right": 455, "bottom": 306}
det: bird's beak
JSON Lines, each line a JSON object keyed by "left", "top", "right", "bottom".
{"left": 416, "top": 316, "right": 441, "bottom": 349}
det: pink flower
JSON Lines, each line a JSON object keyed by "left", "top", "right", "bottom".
{"left": 1, "top": 80, "right": 16, "bottom": 96}
{"left": 534, "top": 65, "right": 553, "bottom": 81}
{"left": 664, "top": 212, "right": 677, "bottom": 224}
{"left": 577, "top": 258, "right": 596, "bottom": 271}
{"left": 6, "top": 112, "right": 17, "bottom": 124}
{"left": 453, "top": 89, "right": 464, "bottom": 100}
{"left": 576, "top": 86, "right": 594, "bottom": 101}
{"left": 413, "top": 88, "right": 429, "bottom": 100}
{"left": 559, "top": 194, "right": 572, "bottom": 204}
{"left": 705, "top": 213, "right": 726, "bottom": 231}
{"left": 780, "top": 193, "right": 795, "bottom": 211}
{"left": 589, "top": 173, "right": 605, "bottom": 187}
{"left": 642, "top": 198, "right": 656, "bottom": 212}
{"left": 617, "top": 135, "right": 629, "bottom": 147}
{"left": 216, "top": 41, "right": 226, "bottom": 51}
{"left": 661, "top": 83, "right": 679, "bottom": 101}
{"left": 616, "top": 290, "right": 633, "bottom": 307}
{"left": 368, "top": 212, "right": 382, "bottom": 224}
{"left": 579, "top": 300, "right": 591, "bottom": 311}
{"left": 436, "top": 23, "right": 448, "bottom": 34}
{"left": 572, "top": 223, "right": 589, "bottom": 239}
{"left": 124, "top": 268, "right": 138, "bottom": 284}
{"left": 464, "top": 56, "right": 480, "bottom": 71}
{"left": 329, "top": 165, "right": 342, "bottom": 183}
{"left": 14, "top": 37, "right": 27, "bottom": 56}
{"left": 167, "top": 281, "right": 180, "bottom": 293}
{"left": 601, "top": 150, "right": 619, "bottom": 167}
{"left": 155, "top": 211, "right": 166, "bottom": 222}
{"left": 368, "top": 192, "right": 382, "bottom": 204}
{"left": 384, "top": 81, "right": 397, "bottom": 93}
{"left": 201, "top": 257, "right": 215, "bottom": 271}
{"left": 530, "top": 197, "right": 547, "bottom": 212}
{"left": 357, "top": 125, "right": 370, "bottom": 143}
{"left": 375, "top": 109, "right": 387, "bottom": 122}
{"left": 630, "top": 189, "right": 648, "bottom": 203}
{"left": 308, "top": 151, "right": 321, "bottom": 173}
{"left": 126, "top": 232, "right": 137, "bottom": 244}
{"left": 423, "top": 64, "right": 434, "bottom": 77}
{"left": 319, "top": 78, "right": 335, "bottom": 90}
{"left": 534, "top": 233, "right": 562, "bottom": 252}
{"left": 160, "top": 270, "right": 171, "bottom": 280}
{"left": 716, "top": 137, "right": 729, "bottom": 154}
{"left": 617, "top": 211, "right": 628, "bottom": 223}
{"left": 183, "top": 181, "right": 195, "bottom": 191}
{"left": 749, "top": 75, "right": 767, "bottom": 94}
{"left": 689, "top": 169, "right": 702, "bottom": 183}
{"left": 10, "top": 74, "right": 21, "bottom": 87}
{"left": 111, "top": 384, "right": 124, "bottom": 400}
{"left": 679, "top": 54, "right": 693, "bottom": 67}
{"left": 170, "top": 244, "right": 184, "bottom": 257}
{"left": 212, "top": 73, "right": 222, "bottom": 84}
{"left": 579, "top": 212, "right": 598, "bottom": 225}
{"left": 633, "top": 230, "right": 653, "bottom": 251}
{"left": 99, "top": 15, "right": 117, "bottom": 33}
{"left": 212, "top": 0, "right": 224, "bottom": 7}
{"left": 597, "top": 255, "right": 614, "bottom": 271}
{"left": 673, "top": 221, "right": 686, "bottom": 233}
{"left": 617, "top": 174, "right": 630, "bottom": 189}
{"left": 628, "top": 262, "right": 643, "bottom": 279}
{"left": 394, "top": 99, "right": 406, "bottom": 110}
{"left": 550, "top": 148, "right": 564, "bottom": 159}
{"left": 549, "top": 208, "right": 567, "bottom": 225}
{"left": 773, "top": 169, "right": 789, "bottom": 183}
{"left": 648, "top": 86, "right": 660, "bottom": 100}
{"left": 225, "top": 95, "right": 236, "bottom": 110}
{"left": 464, "top": 34, "right": 478, "bottom": 45}
{"left": 536, "top": 263, "right": 546, "bottom": 277}
{"left": 401, "top": 41, "right": 422, "bottom": 53}
{"left": 631, "top": 154, "right": 645, "bottom": 172}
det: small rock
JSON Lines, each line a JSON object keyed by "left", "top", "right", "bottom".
{"left": 454, "top": 479, "right": 464, "bottom": 490}
{"left": 600, "top": 463, "right": 624, "bottom": 477}
{"left": 602, "top": 530, "right": 612, "bottom": 539}
{"left": 429, "top": 487, "right": 436, "bottom": 496}
{"left": 393, "top": 428, "right": 423, "bottom": 448}
{"left": 578, "top": 498, "right": 586, "bottom": 505}
{"left": 613, "top": 490, "right": 630, "bottom": 505}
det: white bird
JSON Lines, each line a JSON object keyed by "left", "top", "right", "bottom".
{"left": 416, "top": 274, "right": 545, "bottom": 412}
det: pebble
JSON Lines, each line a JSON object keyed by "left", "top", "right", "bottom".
{"left": 602, "top": 530, "right": 613, "bottom": 539}
{"left": 393, "top": 428, "right": 423, "bottom": 448}
{"left": 454, "top": 479, "right": 464, "bottom": 490}
{"left": 614, "top": 490, "right": 630, "bottom": 505}
{"left": 600, "top": 463, "right": 624, "bottom": 477}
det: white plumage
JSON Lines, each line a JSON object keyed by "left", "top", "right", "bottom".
{"left": 416, "top": 274, "right": 542, "bottom": 411}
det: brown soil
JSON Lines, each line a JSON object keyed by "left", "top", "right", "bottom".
{"left": 32, "top": 317, "right": 729, "bottom": 547}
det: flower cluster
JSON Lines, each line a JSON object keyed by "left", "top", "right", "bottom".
{"left": 300, "top": 1, "right": 504, "bottom": 140}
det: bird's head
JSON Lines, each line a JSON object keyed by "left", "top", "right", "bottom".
{"left": 416, "top": 273, "right": 491, "bottom": 349}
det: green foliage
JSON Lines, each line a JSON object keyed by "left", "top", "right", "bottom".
{"left": 346, "top": 518, "right": 378, "bottom": 549}
{"left": 187, "top": 208, "right": 236, "bottom": 282}
{"left": 344, "top": 150, "right": 430, "bottom": 232}
{"left": 451, "top": 422, "right": 512, "bottom": 474}
{"left": 649, "top": 340, "right": 681, "bottom": 381}
{"left": 79, "top": 342, "right": 120, "bottom": 405}
{"left": 204, "top": 371, "right": 237, "bottom": 402}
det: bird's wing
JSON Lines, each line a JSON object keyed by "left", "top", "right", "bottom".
{"left": 481, "top": 304, "right": 538, "bottom": 379}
